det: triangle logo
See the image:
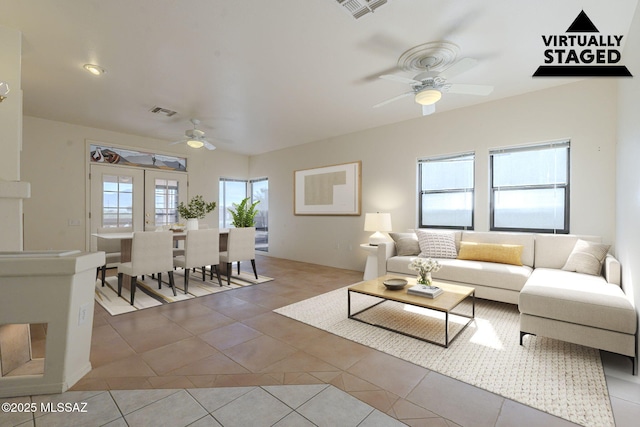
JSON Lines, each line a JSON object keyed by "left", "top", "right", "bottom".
{"left": 566, "top": 10, "right": 599, "bottom": 33}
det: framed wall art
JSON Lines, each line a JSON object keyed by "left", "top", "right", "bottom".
{"left": 294, "top": 161, "right": 361, "bottom": 215}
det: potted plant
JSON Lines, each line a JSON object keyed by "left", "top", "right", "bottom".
{"left": 228, "top": 197, "right": 260, "bottom": 228}
{"left": 178, "top": 195, "right": 216, "bottom": 230}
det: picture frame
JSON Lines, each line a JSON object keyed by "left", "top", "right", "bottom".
{"left": 294, "top": 161, "right": 361, "bottom": 216}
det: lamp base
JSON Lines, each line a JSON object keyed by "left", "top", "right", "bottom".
{"left": 368, "top": 232, "right": 390, "bottom": 246}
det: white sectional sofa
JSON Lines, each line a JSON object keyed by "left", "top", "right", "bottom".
{"left": 376, "top": 229, "right": 638, "bottom": 373}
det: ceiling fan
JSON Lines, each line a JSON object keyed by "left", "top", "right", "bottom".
{"left": 373, "top": 57, "right": 494, "bottom": 116}
{"left": 170, "top": 118, "right": 216, "bottom": 150}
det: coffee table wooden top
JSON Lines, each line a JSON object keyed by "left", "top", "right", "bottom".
{"left": 348, "top": 275, "right": 475, "bottom": 313}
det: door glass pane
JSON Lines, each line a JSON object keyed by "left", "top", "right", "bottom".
{"left": 251, "top": 179, "right": 269, "bottom": 251}
{"left": 154, "top": 179, "right": 179, "bottom": 226}
{"left": 219, "top": 179, "right": 247, "bottom": 228}
{"left": 102, "top": 174, "right": 134, "bottom": 227}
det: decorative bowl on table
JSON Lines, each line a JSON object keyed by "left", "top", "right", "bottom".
{"left": 383, "top": 278, "right": 408, "bottom": 290}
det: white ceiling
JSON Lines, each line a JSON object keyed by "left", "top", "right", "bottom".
{"left": 1, "top": 0, "right": 637, "bottom": 155}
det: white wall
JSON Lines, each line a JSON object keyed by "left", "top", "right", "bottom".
{"left": 20, "top": 79, "right": 620, "bottom": 274}
{"left": 20, "top": 116, "right": 248, "bottom": 251}
{"left": 616, "top": 2, "right": 640, "bottom": 354}
{"left": 250, "top": 79, "right": 618, "bottom": 271}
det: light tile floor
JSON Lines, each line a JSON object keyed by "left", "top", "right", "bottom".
{"left": 2, "top": 255, "right": 639, "bottom": 426}
{"left": 2, "top": 385, "right": 405, "bottom": 426}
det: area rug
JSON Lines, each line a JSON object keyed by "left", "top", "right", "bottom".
{"left": 274, "top": 286, "right": 614, "bottom": 427}
{"left": 95, "top": 268, "right": 274, "bottom": 316}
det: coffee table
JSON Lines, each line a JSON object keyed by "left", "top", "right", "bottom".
{"left": 347, "top": 275, "right": 475, "bottom": 348}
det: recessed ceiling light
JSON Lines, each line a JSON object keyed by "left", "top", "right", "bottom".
{"left": 83, "top": 64, "right": 105, "bottom": 76}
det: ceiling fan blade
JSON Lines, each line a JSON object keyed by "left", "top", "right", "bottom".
{"left": 169, "top": 140, "right": 185, "bottom": 146}
{"left": 439, "top": 57, "right": 478, "bottom": 80}
{"left": 422, "top": 104, "right": 436, "bottom": 116}
{"left": 373, "top": 91, "right": 414, "bottom": 108}
{"left": 379, "top": 74, "right": 421, "bottom": 85}
{"left": 447, "top": 83, "right": 494, "bottom": 96}
{"left": 203, "top": 140, "right": 216, "bottom": 151}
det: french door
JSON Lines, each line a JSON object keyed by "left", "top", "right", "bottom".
{"left": 89, "top": 164, "right": 187, "bottom": 250}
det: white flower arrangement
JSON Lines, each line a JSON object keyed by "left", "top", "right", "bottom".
{"left": 408, "top": 257, "right": 442, "bottom": 285}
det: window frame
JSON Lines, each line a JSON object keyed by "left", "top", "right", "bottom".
{"left": 418, "top": 152, "right": 475, "bottom": 230}
{"left": 489, "top": 141, "right": 570, "bottom": 234}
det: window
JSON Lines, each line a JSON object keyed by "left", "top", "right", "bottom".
{"left": 102, "top": 174, "right": 133, "bottom": 227}
{"left": 418, "top": 153, "right": 474, "bottom": 229}
{"left": 154, "top": 178, "right": 179, "bottom": 227}
{"left": 250, "top": 178, "right": 269, "bottom": 252}
{"left": 219, "top": 178, "right": 247, "bottom": 228}
{"left": 490, "top": 141, "right": 570, "bottom": 233}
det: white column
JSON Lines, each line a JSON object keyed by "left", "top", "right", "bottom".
{"left": 0, "top": 25, "right": 30, "bottom": 251}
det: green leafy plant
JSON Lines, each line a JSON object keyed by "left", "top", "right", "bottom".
{"left": 177, "top": 195, "right": 216, "bottom": 220}
{"left": 228, "top": 197, "right": 260, "bottom": 227}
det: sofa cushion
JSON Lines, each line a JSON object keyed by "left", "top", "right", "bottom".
{"left": 457, "top": 242, "right": 523, "bottom": 266}
{"left": 435, "top": 259, "right": 532, "bottom": 292}
{"left": 562, "top": 239, "right": 610, "bottom": 276}
{"left": 519, "top": 268, "right": 636, "bottom": 334}
{"left": 389, "top": 232, "right": 420, "bottom": 256}
{"left": 388, "top": 256, "right": 532, "bottom": 292}
{"left": 415, "top": 229, "right": 457, "bottom": 259}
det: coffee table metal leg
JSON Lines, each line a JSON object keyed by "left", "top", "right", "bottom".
{"left": 445, "top": 312, "right": 449, "bottom": 348}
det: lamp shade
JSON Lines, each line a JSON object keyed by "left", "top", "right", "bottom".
{"left": 364, "top": 213, "right": 392, "bottom": 232}
{"left": 414, "top": 89, "right": 442, "bottom": 106}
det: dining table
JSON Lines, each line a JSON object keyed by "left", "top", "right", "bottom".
{"left": 92, "top": 229, "right": 230, "bottom": 263}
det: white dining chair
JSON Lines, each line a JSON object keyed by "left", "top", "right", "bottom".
{"left": 117, "top": 231, "right": 176, "bottom": 305}
{"left": 96, "top": 226, "right": 132, "bottom": 287}
{"left": 219, "top": 227, "right": 257, "bottom": 286}
{"left": 173, "top": 229, "right": 221, "bottom": 292}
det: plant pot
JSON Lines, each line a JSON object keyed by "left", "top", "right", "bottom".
{"left": 186, "top": 218, "right": 199, "bottom": 231}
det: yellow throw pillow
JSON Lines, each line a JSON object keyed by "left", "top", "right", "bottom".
{"left": 457, "top": 242, "right": 524, "bottom": 266}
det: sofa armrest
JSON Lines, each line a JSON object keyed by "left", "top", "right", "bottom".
{"left": 604, "top": 254, "right": 621, "bottom": 286}
{"left": 376, "top": 242, "right": 396, "bottom": 276}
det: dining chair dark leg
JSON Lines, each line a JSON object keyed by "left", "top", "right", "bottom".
{"left": 130, "top": 275, "right": 137, "bottom": 305}
{"left": 101, "top": 265, "right": 107, "bottom": 286}
{"left": 251, "top": 259, "right": 258, "bottom": 280}
{"left": 168, "top": 271, "right": 177, "bottom": 296}
{"left": 184, "top": 270, "right": 189, "bottom": 294}
{"left": 201, "top": 266, "right": 206, "bottom": 281}
{"left": 117, "top": 273, "right": 123, "bottom": 296}
{"left": 227, "top": 263, "right": 232, "bottom": 285}
{"left": 157, "top": 272, "right": 162, "bottom": 289}
{"left": 214, "top": 265, "right": 222, "bottom": 286}
{"left": 210, "top": 265, "right": 214, "bottom": 280}
{"left": 237, "top": 261, "right": 241, "bottom": 275}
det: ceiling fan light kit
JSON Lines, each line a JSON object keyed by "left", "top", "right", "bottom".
{"left": 374, "top": 41, "right": 494, "bottom": 116}
{"left": 169, "top": 118, "right": 217, "bottom": 151}
{"left": 187, "top": 139, "right": 204, "bottom": 149}
{"left": 415, "top": 89, "right": 441, "bottom": 106}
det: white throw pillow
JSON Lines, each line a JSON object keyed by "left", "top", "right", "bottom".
{"left": 415, "top": 229, "right": 457, "bottom": 259}
{"left": 561, "top": 239, "right": 610, "bottom": 276}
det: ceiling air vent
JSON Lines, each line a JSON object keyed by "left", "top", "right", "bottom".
{"left": 149, "top": 106, "right": 177, "bottom": 117}
{"left": 336, "top": 0, "right": 387, "bottom": 19}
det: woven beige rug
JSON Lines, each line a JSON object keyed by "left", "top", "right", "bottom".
{"left": 274, "top": 286, "right": 614, "bottom": 427}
